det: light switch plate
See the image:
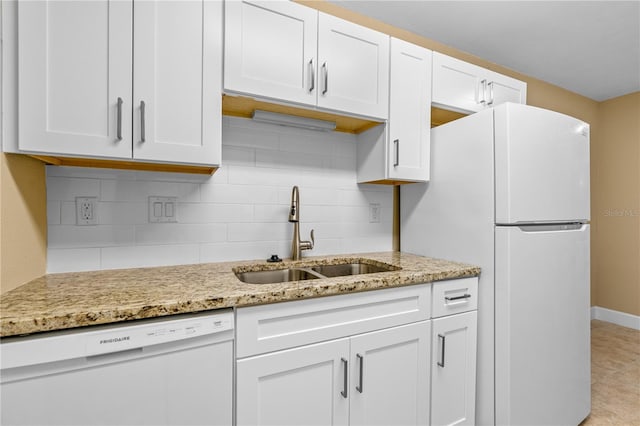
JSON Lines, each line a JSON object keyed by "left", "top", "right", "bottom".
{"left": 148, "top": 196, "right": 178, "bottom": 223}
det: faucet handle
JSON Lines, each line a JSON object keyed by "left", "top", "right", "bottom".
{"left": 301, "top": 229, "right": 315, "bottom": 251}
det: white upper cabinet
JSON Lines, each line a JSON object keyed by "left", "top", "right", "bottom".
{"left": 133, "top": 1, "right": 222, "bottom": 165}
{"left": 224, "top": 0, "right": 389, "bottom": 120}
{"left": 357, "top": 38, "right": 431, "bottom": 184}
{"left": 432, "top": 52, "right": 526, "bottom": 114}
{"left": 316, "top": 12, "right": 389, "bottom": 119}
{"left": 387, "top": 38, "right": 431, "bottom": 182}
{"left": 16, "top": 0, "right": 222, "bottom": 167}
{"left": 224, "top": 0, "right": 318, "bottom": 107}
{"left": 18, "top": 0, "right": 133, "bottom": 159}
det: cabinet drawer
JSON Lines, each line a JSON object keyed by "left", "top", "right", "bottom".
{"left": 236, "top": 284, "right": 431, "bottom": 358}
{"left": 432, "top": 277, "right": 478, "bottom": 318}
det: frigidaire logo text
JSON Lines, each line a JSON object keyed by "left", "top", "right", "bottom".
{"left": 99, "top": 336, "right": 130, "bottom": 345}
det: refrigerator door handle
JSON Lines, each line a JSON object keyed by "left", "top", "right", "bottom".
{"left": 516, "top": 223, "right": 586, "bottom": 233}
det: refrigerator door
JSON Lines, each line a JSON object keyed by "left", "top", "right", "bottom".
{"left": 495, "top": 224, "right": 590, "bottom": 426}
{"left": 494, "top": 103, "right": 590, "bottom": 224}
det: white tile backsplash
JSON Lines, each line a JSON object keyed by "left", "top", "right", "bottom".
{"left": 101, "top": 244, "right": 200, "bottom": 270}
{"left": 46, "top": 116, "right": 393, "bottom": 273}
{"left": 47, "top": 248, "right": 102, "bottom": 273}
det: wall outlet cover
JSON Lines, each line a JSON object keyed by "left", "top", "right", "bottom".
{"left": 76, "top": 197, "right": 98, "bottom": 226}
{"left": 369, "top": 203, "right": 381, "bottom": 223}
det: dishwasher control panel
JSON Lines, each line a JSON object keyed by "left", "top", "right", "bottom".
{"left": 1, "top": 310, "right": 234, "bottom": 370}
{"left": 85, "top": 312, "right": 233, "bottom": 356}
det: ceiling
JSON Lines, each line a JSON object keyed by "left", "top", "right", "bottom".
{"left": 328, "top": 1, "right": 640, "bottom": 102}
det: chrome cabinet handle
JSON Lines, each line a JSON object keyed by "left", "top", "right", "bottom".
{"left": 140, "top": 100, "right": 146, "bottom": 142}
{"left": 116, "top": 97, "right": 123, "bottom": 141}
{"left": 487, "top": 81, "right": 495, "bottom": 105}
{"left": 479, "top": 79, "right": 487, "bottom": 104}
{"left": 393, "top": 139, "right": 400, "bottom": 167}
{"left": 341, "top": 357, "right": 348, "bottom": 398}
{"left": 309, "top": 59, "right": 315, "bottom": 93}
{"left": 356, "top": 353, "right": 364, "bottom": 393}
{"left": 322, "top": 62, "right": 328, "bottom": 95}
{"left": 445, "top": 293, "right": 471, "bottom": 302}
{"left": 437, "top": 334, "right": 446, "bottom": 367}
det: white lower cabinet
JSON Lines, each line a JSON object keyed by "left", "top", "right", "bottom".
{"left": 430, "top": 278, "right": 478, "bottom": 426}
{"left": 236, "top": 338, "right": 350, "bottom": 426}
{"left": 235, "top": 278, "right": 478, "bottom": 426}
{"left": 431, "top": 312, "right": 477, "bottom": 426}
{"left": 349, "top": 322, "right": 431, "bottom": 426}
{"left": 236, "top": 321, "right": 431, "bottom": 426}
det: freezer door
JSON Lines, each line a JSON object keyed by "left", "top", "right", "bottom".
{"left": 494, "top": 103, "right": 590, "bottom": 224}
{"left": 495, "top": 224, "right": 590, "bottom": 426}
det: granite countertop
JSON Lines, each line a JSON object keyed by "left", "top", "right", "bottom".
{"left": 0, "top": 252, "right": 480, "bottom": 338}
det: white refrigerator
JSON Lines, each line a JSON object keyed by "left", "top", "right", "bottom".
{"left": 401, "top": 103, "right": 591, "bottom": 426}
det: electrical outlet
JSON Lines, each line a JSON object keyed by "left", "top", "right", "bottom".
{"left": 369, "top": 203, "right": 381, "bottom": 223}
{"left": 76, "top": 197, "right": 97, "bottom": 225}
{"left": 148, "top": 196, "right": 178, "bottom": 223}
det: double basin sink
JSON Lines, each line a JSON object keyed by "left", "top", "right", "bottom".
{"left": 235, "top": 260, "right": 399, "bottom": 284}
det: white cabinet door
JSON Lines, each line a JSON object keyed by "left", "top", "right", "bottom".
{"left": 432, "top": 52, "right": 527, "bottom": 114}
{"left": 236, "top": 338, "right": 350, "bottom": 426}
{"left": 317, "top": 12, "right": 389, "bottom": 119}
{"left": 431, "top": 311, "right": 477, "bottom": 426}
{"left": 387, "top": 38, "right": 431, "bottom": 182}
{"left": 486, "top": 71, "right": 527, "bottom": 107}
{"left": 432, "top": 52, "right": 484, "bottom": 114}
{"left": 349, "top": 321, "right": 431, "bottom": 426}
{"left": 17, "top": 0, "right": 133, "bottom": 158}
{"left": 224, "top": 0, "right": 318, "bottom": 107}
{"left": 134, "top": 0, "right": 222, "bottom": 165}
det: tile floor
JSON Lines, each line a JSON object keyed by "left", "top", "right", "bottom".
{"left": 580, "top": 320, "right": 640, "bottom": 425}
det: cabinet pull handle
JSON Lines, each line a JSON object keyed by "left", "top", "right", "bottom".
{"left": 140, "top": 100, "right": 146, "bottom": 142}
{"left": 437, "top": 334, "right": 446, "bottom": 367}
{"left": 308, "top": 59, "right": 315, "bottom": 93}
{"left": 479, "top": 79, "right": 487, "bottom": 104}
{"left": 116, "top": 97, "right": 123, "bottom": 141}
{"left": 322, "top": 62, "right": 328, "bottom": 95}
{"left": 341, "top": 357, "right": 348, "bottom": 398}
{"left": 487, "top": 81, "right": 495, "bottom": 106}
{"left": 445, "top": 293, "right": 471, "bottom": 302}
{"left": 356, "top": 353, "right": 364, "bottom": 393}
{"left": 393, "top": 139, "right": 400, "bottom": 167}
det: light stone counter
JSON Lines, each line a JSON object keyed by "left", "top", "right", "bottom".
{"left": 0, "top": 252, "right": 480, "bottom": 337}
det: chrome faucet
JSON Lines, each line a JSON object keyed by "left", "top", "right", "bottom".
{"left": 288, "top": 186, "right": 314, "bottom": 260}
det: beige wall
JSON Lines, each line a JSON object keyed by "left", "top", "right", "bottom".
{"left": 0, "top": 153, "right": 47, "bottom": 293}
{"left": 592, "top": 92, "right": 640, "bottom": 316}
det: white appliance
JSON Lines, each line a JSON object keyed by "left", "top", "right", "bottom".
{"left": 401, "top": 103, "right": 591, "bottom": 426}
{"left": 0, "top": 310, "right": 234, "bottom": 426}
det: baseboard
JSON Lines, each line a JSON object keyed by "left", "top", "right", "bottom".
{"left": 591, "top": 306, "right": 640, "bottom": 330}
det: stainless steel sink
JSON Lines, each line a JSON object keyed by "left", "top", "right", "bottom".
{"left": 234, "top": 260, "right": 399, "bottom": 284}
{"left": 235, "top": 268, "right": 323, "bottom": 284}
{"left": 310, "top": 262, "right": 396, "bottom": 277}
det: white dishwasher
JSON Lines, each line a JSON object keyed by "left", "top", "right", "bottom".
{"left": 0, "top": 309, "right": 233, "bottom": 426}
